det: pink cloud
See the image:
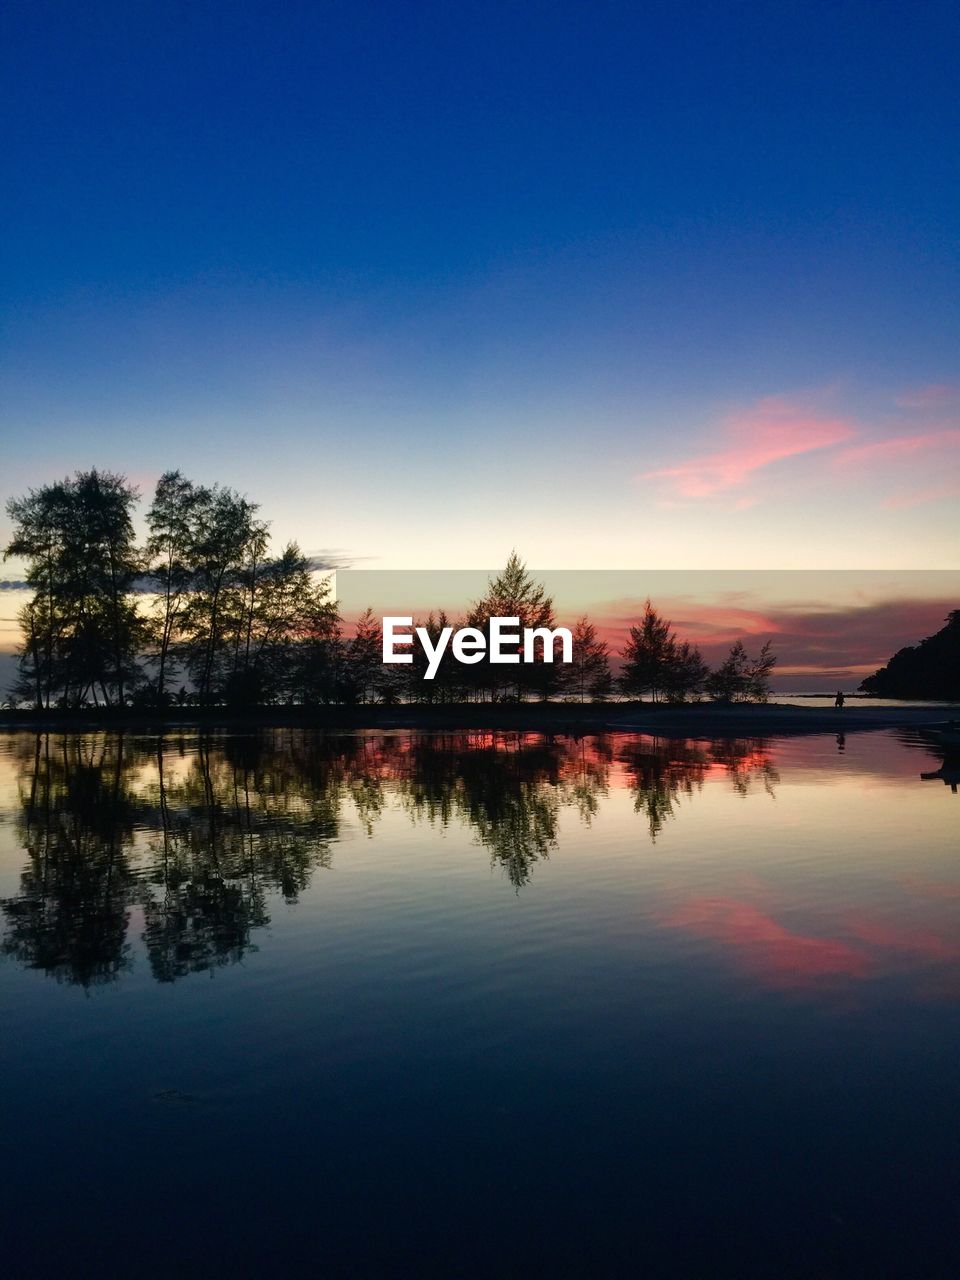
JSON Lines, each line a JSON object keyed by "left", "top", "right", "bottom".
{"left": 586, "top": 595, "right": 956, "bottom": 680}
{"left": 834, "top": 427, "right": 960, "bottom": 508}
{"left": 662, "top": 897, "right": 873, "bottom": 986}
{"left": 845, "top": 917, "right": 960, "bottom": 964}
{"left": 834, "top": 428, "right": 960, "bottom": 468}
{"left": 663, "top": 895, "right": 960, "bottom": 997}
{"left": 640, "top": 396, "right": 857, "bottom": 498}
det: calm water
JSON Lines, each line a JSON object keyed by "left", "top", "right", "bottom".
{"left": 1, "top": 729, "right": 957, "bottom": 1278}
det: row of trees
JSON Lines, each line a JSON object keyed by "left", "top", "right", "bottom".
{"left": 5, "top": 469, "right": 340, "bottom": 709}
{"left": 4, "top": 469, "right": 777, "bottom": 708}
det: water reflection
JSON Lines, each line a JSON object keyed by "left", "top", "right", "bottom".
{"left": 5, "top": 735, "right": 140, "bottom": 986}
{"left": 620, "top": 735, "right": 779, "bottom": 837}
{"left": 0, "top": 729, "right": 950, "bottom": 988}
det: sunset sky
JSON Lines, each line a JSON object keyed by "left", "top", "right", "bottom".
{"left": 2, "top": 1, "right": 958, "bottom": 678}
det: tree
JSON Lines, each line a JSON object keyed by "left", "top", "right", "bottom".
{"left": 467, "top": 551, "right": 560, "bottom": 700}
{"left": 344, "top": 609, "right": 385, "bottom": 703}
{"left": 403, "top": 611, "right": 463, "bottom": 703}
{"left": 12, "top": 597, "right": 51, "bottom": 710}
{"left": 562, "top": 616, "right": 613, "bottom": 702}
{"left": 144, "top": 471, "right": 207, "bottom": 704}
{"left": 746, "top": 639, "right": 777, "bottom": 703}
{"left": 222, "top": 543, "right": 338, "bottom": 706}
{"left": 859, "top": 610, "right": 960, "bottom": 699}
{"left": 178, "top": 485, "right": 265, "bottom": 703}
{"left": 705, "top": 640, "right": 749, "bottom": 701}
{"left": 662, "top": 639, "right": 709, "bottom": 703}
{"left": 4, "top": 479, "right": 71, "bottom": 708}
{"left": 618, "top": 600, "right": 676, "bottom": 701}
{"left": 293, "top": 603, "right": 345, "bottom": 706}
{"left": 705, "top": 639, "right": 776, "bottom": 702}
{"left": 77, "top": 470, "right": 143, "bottom": 706}
{"left": 5, "top": 470, "right": 142, "bottom": 707}
{"left": 2, "top": 733, "right": 141, "bottom": 984}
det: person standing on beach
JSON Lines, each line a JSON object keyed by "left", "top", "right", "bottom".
{"left": 835, "top": 690, "right": 845, "bottom": 709}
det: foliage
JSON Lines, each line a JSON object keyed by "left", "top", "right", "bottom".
{"left": 561, "top": 616, "right": 613, "bottom": 702}
{"left": 705, "top": 639, "right": 777, "bottom": 703}
{"left": 5, "top": 470, "right": 143, "bottom": 707}
{"left": 859, "top": 610, "right": 960, "bottom": 699}
{"left": 618, "top": 600, "right": 708, "bottom": 702}
{"left": 6, "top": 475, "right": 780, "bottom": 707}
{"left": 467, "top": 551, "right": 561, "bottom": 700}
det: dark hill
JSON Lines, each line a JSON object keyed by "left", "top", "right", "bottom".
{"left": 859, "top": 609, "right": 960, "bottom": 699}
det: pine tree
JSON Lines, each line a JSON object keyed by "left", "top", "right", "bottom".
{"left": 618, "top": 600, "right": 676, "bottom": 701}
{"left": 562, "top": 616, "right": 612, "bottom": 702}
{"left": 346, "top": 609, "right": 384, "bottom": 703}
{"left": 468, "top": 551, "right": 559, "bottom": 701}
{"left": 662, "top": 640, "right": 709, "bottom": 703}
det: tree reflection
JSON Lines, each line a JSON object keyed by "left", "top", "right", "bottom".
{"left": 141, "top": 732, "right": 340, "bottom": 981}
{"left": 618, "top": 736, "right": 779, "bottom": 838}
{"left": 0, "top": 729, "right": 779, "bottom": 985}
{"left": 2, "top": 734, "right": 142, "bottom": 986}
{"left": 416, "top": 733, "right": 564, "bottom": 889}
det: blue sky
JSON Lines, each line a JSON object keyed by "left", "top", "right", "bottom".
{"left": 2, "top": 0, "right": 958, "bottom": 580}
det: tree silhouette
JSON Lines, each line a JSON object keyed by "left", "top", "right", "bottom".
{"left": 705, "top": 639, "right": 777, "bottom": 702}
{"left": 5, "top": 471, "right": 142, "bottom": 707}
{"left": 859, "top": 610, "right": 960, "bottom": 699}
{"left": 179, "top": 485, "right": 266, "bottom": 704}
{"left": 1, "top": 733, "right": 143, "bottom": 985}
{"left": 403, "top": 611, "right": 465, "bottom": 703}
{"left": 746, "top": 640, "right": 777, "bottom": 703}
{"left": 662, "top": 640, "right": 709, "bottom": 703}
{"left": 144, "top": 471, "right": 208, "bottom": 705}
{"left": 344, "top": 608, "right": 385, "bottom": 703}
{"left": 222, "top": 542, "right": 338, "bottom": 707}
{"left": 6, "top": 470, "right": 793, "bottom": 710}
{"left": 467, "top": 551, "right": 561, "bottom": 701}
{"left": 619, "top": 600, "right": 706, "bottom": 703}
{"left": 561, "top": 616, "right": 613, "bottom": 702}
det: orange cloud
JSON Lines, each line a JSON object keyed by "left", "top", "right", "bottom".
{"left": 640, "top": 396, "right": 857, "bottom": 498}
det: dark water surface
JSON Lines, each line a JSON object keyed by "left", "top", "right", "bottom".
{"left": 1, "top": 728, "right": 958, "bottom": 1278}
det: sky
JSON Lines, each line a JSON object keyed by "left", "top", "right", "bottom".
{"left": 1, "top": 0, "right": 958, "bottom": 676}
{"left": 333, "top": 569, "right": 960, "bottom": 690}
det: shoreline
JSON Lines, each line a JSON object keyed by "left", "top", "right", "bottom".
{"left": 0, "top": 701, "right": 957, "bottom": 737}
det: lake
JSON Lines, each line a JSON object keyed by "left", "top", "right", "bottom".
{"left": 1, "top": 728, "right": 958, "bottom": 1277}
